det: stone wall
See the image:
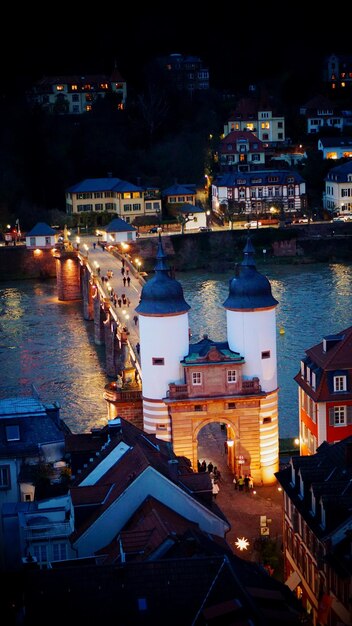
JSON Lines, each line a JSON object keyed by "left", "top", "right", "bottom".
{"left": 0, "top": 246, "right": 56, "bottom": 281}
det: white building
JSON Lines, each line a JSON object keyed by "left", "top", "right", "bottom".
{"left": 25, "top": 222, "right": 59, "bottom": 249}
{"left": 323, "top": 160, "right": 352, "bottom": 214}
{"left": 317, "top": 137, "right": 352, "bottom": 160}
{"left": 211, "top": 170, "right": 306, "bottom": 217}
{"left": 100, "top": 217, "right": 138, "bottom": 245}
{"left": 65, "top": 177, "right": 161, "bottom": 223}
{"left": 26, "top": 70, "right": 127, "bottom": 115}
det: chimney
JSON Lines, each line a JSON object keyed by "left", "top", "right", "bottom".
{"left": 168, "top": 459, "right": 179, "bottom": 481}
{"left": 345, "top": 442, "right": 352, "bottom": 467}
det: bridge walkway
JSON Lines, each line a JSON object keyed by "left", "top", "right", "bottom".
{"left": 79, "top": 243, "right": 145, "bottom": 376}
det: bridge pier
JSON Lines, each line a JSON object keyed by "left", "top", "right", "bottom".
{"left": 104, "top": 315, "right": 124, "bottom": 378}
{"left": 93, "top": 293, "right": 106, "bottom": 345}
{"left": 54, "top": 249, "right": 81, "bottom": 301}
{"left": 81, "top": 266, "right": 94, "bottom": 320}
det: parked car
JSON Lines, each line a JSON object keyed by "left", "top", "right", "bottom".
{"left": 148, "top": 227, "right": 159, "bottom": 233}
{"left": 198, "top": 227, "right": 212, "bottom": 232}
{"left": 245, "top": 221, "right": 262, "bottom": 229}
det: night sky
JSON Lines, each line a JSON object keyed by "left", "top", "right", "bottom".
{"left": 4, "top": 5, "right": 352, "bottom": 93}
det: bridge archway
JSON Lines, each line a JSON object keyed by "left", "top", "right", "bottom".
{"left": 193, "top": 417, "right": 251, "bottom": 480}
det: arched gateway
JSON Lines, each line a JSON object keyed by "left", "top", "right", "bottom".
{"left": 136, "top": 235, "right": 280, "bottom": 486}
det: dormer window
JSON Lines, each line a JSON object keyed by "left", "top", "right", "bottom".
{"left": 334, "top": 375, "right": 346, "bottom": 392}
{"left": 290, "top": 461, "right": 295, "bottom": 487}
{"left": 6, "top": 424, "right": 20, "bottom": 441}
{"left": 300, "top": 361, "right": 305, "bottom": 377}
{"left": 320, "top": 501, "right": 326, "bottom": 530}
{"left": 311, "top": 371, "right": 316, "bottom": 390}
{"left": 299, "top": 472, "right": 304, "bottom": 500}
{"left": 310, "top": 489, "right": 316, "bottom": 516}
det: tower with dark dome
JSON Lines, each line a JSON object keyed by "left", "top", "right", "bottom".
{"left": 223, "top": 238, "right": 279, "bottom": 482}
{"left": 135, "top": 235, "right": 191, "bottom": 440}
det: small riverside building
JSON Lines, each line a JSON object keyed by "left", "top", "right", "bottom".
{"left": 25, "top": 222, "right": 58, "bottom": 249}
{"left": 100, "top": 217, "right": 137, "bottom": 245}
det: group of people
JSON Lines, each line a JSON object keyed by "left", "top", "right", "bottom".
{"left": 233, "top": 473, "right": 254, "bottom": 492}
{"left": 198, "top": 460, "right": 222, "bottom": 499}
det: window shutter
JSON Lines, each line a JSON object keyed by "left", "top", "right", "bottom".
{"left": 347, "top": 406, "right": 352, "bottom": 425}
{"left": 329, "top": 407, "right": 335, "bottom": 426}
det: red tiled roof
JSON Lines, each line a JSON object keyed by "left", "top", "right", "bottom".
{"left": 70, "top": 484, "right": 112, "bottom": 505}
{"left": 294, "top": 326, "right": 352, "bottom": 402}
{"left": 220, "top": 130, "right": 264, "bottom": 153}
{"left": 306, "top": 326, "right": 352, "bottom": 370}
{"left": 97, "top": 497, "right": 199, "bottom": 562}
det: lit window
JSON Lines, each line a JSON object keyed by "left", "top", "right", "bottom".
{"left": 334, "top": 375, "right": 346, "bottom": 391}
{"left": 227, "top": 370, "right": 237, "bottom": 383}
{"left": 192, "top": 372, "right": 202, "bottom": 385}
{"left": 56, "top": 85, "right": 64, "bottom": 91}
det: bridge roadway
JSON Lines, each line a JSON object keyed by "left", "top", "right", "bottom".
{"left": 78, "top": 240, "right": 145, "bottom": 378}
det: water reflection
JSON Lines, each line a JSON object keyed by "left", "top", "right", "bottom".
{"left": 1, "top": 262, "right": 351, "bottom": 438}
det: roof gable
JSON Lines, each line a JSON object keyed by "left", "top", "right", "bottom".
{"left": 26, "top": 222, "right": 57, "bottom": 237}
{"left": 104, "top": 218, "right": 136, "bottom": 233}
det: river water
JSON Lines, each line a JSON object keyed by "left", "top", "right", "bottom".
{"left": 0, "top": 262, "right": 351, "bottom": 437}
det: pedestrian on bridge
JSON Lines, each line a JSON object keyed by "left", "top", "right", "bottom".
{"left": 123, "top": 276, "right": 127, "bottom": 287}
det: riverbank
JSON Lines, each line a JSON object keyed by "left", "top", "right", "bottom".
{"left": 133, "top": 223, "right": 352, "bottom": 272}
{"left": 0, "top": 221, "right": 351, "bottom": 280}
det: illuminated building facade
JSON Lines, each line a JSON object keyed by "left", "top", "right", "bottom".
{"left": 136, "top": 237, "right": 279, "bottom": 486}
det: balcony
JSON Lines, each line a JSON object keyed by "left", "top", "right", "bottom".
{"left": 23, "top": 519, "right": 74, "bottom": 540}
{"left": 104, "top": 384, "right": 142, "bottom": 403}
{"left": 167, "top": 377, "right": 261, "bottom": 399}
